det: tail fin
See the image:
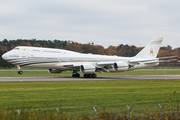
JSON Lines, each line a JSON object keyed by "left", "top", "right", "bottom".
{"left": 135, "top": 37, "right": 163, "bottom": 59}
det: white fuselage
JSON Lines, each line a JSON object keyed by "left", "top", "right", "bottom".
{"left": 2, "top": 46, "right": 158, "bottom": 72}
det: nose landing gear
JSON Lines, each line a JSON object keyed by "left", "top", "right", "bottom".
{"left": 17, "top": 65, "right": 23, "bottom": 74}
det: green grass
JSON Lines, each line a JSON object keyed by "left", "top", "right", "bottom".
{"left": 0, "top": 68, "right": 180, "bottom": 118}
{"left": 0, "top": 67, "right": 180, "bottom": 77}
{"left": 0, "top": 80, "right": 180, "bottom": 118}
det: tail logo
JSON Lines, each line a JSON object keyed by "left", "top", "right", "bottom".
{"left": 149, "top": 48, "right": 153, "bottom": 56}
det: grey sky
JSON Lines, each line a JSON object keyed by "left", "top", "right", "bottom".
{"left": 0, "top": 0, "right": 180, "bottom": 48}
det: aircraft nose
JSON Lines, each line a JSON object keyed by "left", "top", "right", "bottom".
{"left": 2, "top": 52, "right": 9, "bottom": 60}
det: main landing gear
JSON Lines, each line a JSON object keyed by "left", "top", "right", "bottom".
{"left": 72, "top": 71, "right": 80, "bottom": 77}
{"left": 17, "top": 65, "right": 23, "bottom": 74}
{"left": 72, "top": 71, "right": 97, "bottom": 78}
{"left": 84, "top": 73, "right": 97, "bottom": 78}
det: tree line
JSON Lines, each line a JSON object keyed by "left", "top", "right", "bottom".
{"left": 0, "top": 39, "right": 179, "bottom": 68}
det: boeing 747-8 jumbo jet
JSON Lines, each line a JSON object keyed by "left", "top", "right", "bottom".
{"left": 2, "top": 37, "right": 175, "bottom": 78}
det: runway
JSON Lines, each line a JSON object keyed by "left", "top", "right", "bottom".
{"left": 0, "top": 75, "right": 180, "bottom": 82}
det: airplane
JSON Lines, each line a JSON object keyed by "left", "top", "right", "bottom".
{"left": 2, "top": 37, "right": 176, "bottom": 78}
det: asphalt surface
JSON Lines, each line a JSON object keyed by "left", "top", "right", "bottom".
{"left": 0, "top": 75, "right": 180, "bottom": 82}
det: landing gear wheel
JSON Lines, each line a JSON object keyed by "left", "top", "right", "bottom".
{"left": 18, "top": 71, "right": 23, "bottom": 74}
{"left": 72, "top": 71, "right": 80, "bottom": 77}
{"left": 83, "top": 73, "right": 97, "bottom": 78}
{"left": 88, "top": 74, "right": 92, "bottom": 78}
{"left": 92, "top": 73, "right": 97, "bottom": 78}
{"left": 84, "top": 74, "right": 88, "bottom": 78}
{"left": 72, "top": 73, "right": 80, "bottom": 77}
{"left": 77, "top": 74, "right": 80, "bottom": 77}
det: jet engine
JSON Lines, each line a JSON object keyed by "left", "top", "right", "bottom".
{"left": 113, "top": 61, "right": 129, "bottom": 72}
{"left": 80, "top": 64, "right": 96, "bottom": 73}
{"left": 48, "top": 69, "right": 63, "bottom": 73}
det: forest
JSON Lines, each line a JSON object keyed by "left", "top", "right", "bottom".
{"left": 0, "top": 39, "right": 179, "bottom": 68}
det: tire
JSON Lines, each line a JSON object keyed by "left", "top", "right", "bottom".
{"left": 88, "top": 74, "right": 92, "bottom": 78}
{"left": 92, "top": 74, "right": 97, "bottom": 78}
{"left": 72, "top": 74, "right": 75, "bottom": 77}
{"left": 73, "top": 74, "right": 80, "bottom": 77}
{"left": 77, "top": 74, "right": 80, "bottom": 77}
{"left": 18, "top": 71, "right": 23, "bottom": 74}
{"left": 84, "top": 74, "right": 87, "bottom": 78}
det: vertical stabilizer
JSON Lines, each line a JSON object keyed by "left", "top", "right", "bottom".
{"left": 135, "top": 37, "right": 163, "bottom": 59}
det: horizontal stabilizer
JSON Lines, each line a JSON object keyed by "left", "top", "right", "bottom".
{"left": 158, "top": 56, "right": 178, "bottom": 60}
{"left": 129, "top": 58, "right": 158, "bottom": 63}
{"left": 144, "top": 59, "right": 177, "bottom": 64}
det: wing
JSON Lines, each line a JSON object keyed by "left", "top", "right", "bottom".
{"left": 54, "top": 56, "right": 177, "bottom": 73}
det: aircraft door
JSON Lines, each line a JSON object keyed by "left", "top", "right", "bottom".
{"left": 26, "top": 54, "right": 31, "bottom": 60}
{"left": 58, "top": 57, "right": 62, "bottom": 62}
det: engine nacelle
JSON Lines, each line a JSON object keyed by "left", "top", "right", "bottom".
{"left": 113, "top": 61, "right": 129, "bottom": 72}
{"left": 80, "top": 64, "right": 96, "bottom": 73}
{"left": 48, "top": 69, "right": 63, "bottom": 73}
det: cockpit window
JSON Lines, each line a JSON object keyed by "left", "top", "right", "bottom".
{"left": 14, "top": 48, "right": 20, "bottom": 50}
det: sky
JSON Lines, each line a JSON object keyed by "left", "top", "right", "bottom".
{"left": 0, "top": 0, "right": 180, "bottom": 49}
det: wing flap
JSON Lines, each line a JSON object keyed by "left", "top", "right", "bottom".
{"left": 55, "top": 62, "right": 81, "bottom": 68}
{"left": 96, "top": 62, "right": 114, "bottom": 66}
